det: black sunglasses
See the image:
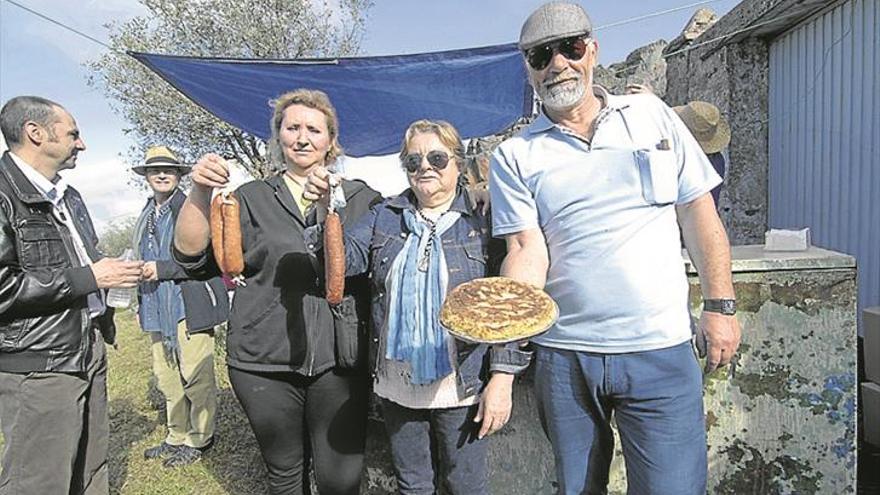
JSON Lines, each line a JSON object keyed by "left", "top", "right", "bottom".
{"left": 403, "top": 150, "right": 451, "bottom": 173}
{"left": 525, "top": 35, "right": 590, "bottom": 71}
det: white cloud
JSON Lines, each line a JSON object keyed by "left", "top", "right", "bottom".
{"left": 63, "top": 156, "right": 145, "bottom": 233}
{"left": 341, "top": 155, "right": 408, "bottom": 198}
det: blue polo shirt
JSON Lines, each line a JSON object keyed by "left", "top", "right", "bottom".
{"left": 490, "top": 89, "right": 721, "bottom": 353}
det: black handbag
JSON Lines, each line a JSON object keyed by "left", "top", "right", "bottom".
{"left": 331, "top": 295, "right": 367, "bottom": 370}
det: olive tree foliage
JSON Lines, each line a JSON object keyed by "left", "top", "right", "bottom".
{"left": 98, "top": 216, "right": 138, "bottom": 258}
{"left": 88, "top": 0, "right": 373, "bottom": 179}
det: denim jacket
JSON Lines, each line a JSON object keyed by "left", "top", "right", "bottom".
{"left": 134, "top": 189, "right": 228, "bottom": 336}
{"left": 339, "top": 187, "right": 532, "bottom": 398}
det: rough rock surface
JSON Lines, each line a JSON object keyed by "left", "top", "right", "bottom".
{"left": 595, "top": 39, "right": 669, "bottom": 97}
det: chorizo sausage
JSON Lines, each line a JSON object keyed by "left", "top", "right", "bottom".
{"left": 210, "top": 194, "right": 226, "bottom": 271}
{"left": 323, "top": 210, "right": 344, "bottom": 305}
{"left": 210, "top": 192, "right": 244, "bottom": 280}
{"left": 221, "top": 195, "right": 244, "bottom": 277}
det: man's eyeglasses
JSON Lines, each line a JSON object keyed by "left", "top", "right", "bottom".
{"left": 525, "top": 35, "right": 590, "bottom": 71}
{"left": 403, "top": 150, "right": 451, "bottom": 173}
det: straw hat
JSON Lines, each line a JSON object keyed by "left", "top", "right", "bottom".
{"left": 672, "top": 101, "right": 731, "bottom": 154}
{"left": 132, "top": 146, "right": 191, "bottom": 176}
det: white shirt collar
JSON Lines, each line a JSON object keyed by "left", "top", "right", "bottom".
{"left": 8, "top": 151, "right": 68, "bottom": 204}
{"left": 529, "top": 85, "right": 627, "bottom": 135}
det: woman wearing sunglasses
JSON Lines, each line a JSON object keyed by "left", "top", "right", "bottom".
{"left": 304, "top": 120, "right": 531, "bottom": 494}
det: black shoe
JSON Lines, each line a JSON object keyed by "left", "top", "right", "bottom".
{"left": 162, "top": 445, "right": 203, "bottom": 468}
{"left": 144, "top": 442, "right": 182, "bottom": 460}
{"left": 197, "top": 435, "right": 215, "bottom": 453}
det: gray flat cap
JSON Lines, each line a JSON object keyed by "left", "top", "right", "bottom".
{"left": 519, "top": 2, "right": 593, "bottom": 50}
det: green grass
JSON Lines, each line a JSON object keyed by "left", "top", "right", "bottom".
{"left": 1, "top": 310, "right": 269, "bottom": 494}
{"left": 107, "top": 310, "right": 269, "bottom": 495}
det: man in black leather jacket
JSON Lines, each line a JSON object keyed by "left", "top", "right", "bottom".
{"left": 0, "top": 96, "right": 144, "bottom": 495}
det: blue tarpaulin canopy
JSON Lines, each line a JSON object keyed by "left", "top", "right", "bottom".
{"left": 130, "top": 44, "right": 532, "bottom": 157}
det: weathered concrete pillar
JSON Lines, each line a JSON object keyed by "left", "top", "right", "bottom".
{"left": 687, "top": 246, "right": 857, "bottom": 494}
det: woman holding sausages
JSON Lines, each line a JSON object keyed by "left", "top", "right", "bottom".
{"left": 174, "top": 89, "right": 381, "bottom": 494}
{"left": 304, "top": 120, "right": 531, "bottom": 495}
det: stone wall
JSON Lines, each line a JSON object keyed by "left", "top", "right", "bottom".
{"left": 594, "top": 40, "right": 669, "bottom": 97}
{"left": 665, "top": 10, "right": 768, "bottom": 243}
{"left": 664, "top": 0, "right": 832, "bottom": 244}
{"left": 687, "top": 247, "right": 857, "bottom": 494}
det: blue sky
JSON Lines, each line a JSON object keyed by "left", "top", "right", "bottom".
{"left": 0, "top": 0, "right": 739, "bottom": 231}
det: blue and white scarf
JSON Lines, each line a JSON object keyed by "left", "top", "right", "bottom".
{"left": 384, "top": 208, "right": 461, "bottom": 384}
{"left": 135, "top": 197, "right": 185, "bottom": 353}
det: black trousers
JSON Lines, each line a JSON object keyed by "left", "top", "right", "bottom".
{"left": 228, "top": 366, "right": 368, "bottom": 495}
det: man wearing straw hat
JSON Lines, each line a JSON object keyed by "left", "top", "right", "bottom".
{"left": 674, "top": 101, "right": 731, "bottom": 207}
{"left": 490, "top": 2, "right": 740, "bottom": 493}
{"left": 133, "top": 145, "right": 228, "bottom": 468}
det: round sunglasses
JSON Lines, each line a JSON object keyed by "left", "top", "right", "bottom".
{"left": 525, "top": 35, "right": 590, "bottom": 71}
{"left": 402, "top": 150, "right": 451, "bottom": 173}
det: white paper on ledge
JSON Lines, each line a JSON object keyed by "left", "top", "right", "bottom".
{"left": 764, "top": 228, "right": 811, "bottom": 251}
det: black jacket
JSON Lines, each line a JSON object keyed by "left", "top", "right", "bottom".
{"left": 174, "top": 174, "right": 381, "bottom": 375}
{"left": 133, "top": 188, "right": 228, "bottom": 333}
{"left": 0, "top": 151, "right": 115, "bottom": 373}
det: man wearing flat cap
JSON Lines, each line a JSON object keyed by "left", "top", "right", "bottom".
{"left": 133, "top": 146, "right": 228, "bottom": 468}
{"left": 490, "top": 2, "right": 740, "bottom": 493}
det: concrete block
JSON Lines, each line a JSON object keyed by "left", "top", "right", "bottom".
{"left": 863, "top": 381, "right": 880, "bottom": 447}
{"left": 865, "top": 307, "right": 880, "bottom": 383}
{"left": 764, "top": 228, "right": 811, "bottom": 251}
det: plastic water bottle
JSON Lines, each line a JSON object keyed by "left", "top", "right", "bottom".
{"left": 106, "top": 248, "right": 135, "bottom": 308}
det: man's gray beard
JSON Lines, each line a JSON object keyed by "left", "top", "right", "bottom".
{"left": 537, "top": 79, "right": 587, "bottom": 112}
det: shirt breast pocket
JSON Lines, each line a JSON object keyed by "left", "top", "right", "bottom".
{"left": 635, "top": 149, "right": 679, "bottom": 205}
{"left": 18, "top": 220, "right": 68, "bottom": 269}
{"left": 458, "top": 236, "right": 489, "bottom": 281}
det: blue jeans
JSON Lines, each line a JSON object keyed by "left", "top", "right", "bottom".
{"left": 535, "top": 341, "right": 707, "bottom": 495}
{"left": 380, "top": 399, "right": 489, "bottom": 495}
